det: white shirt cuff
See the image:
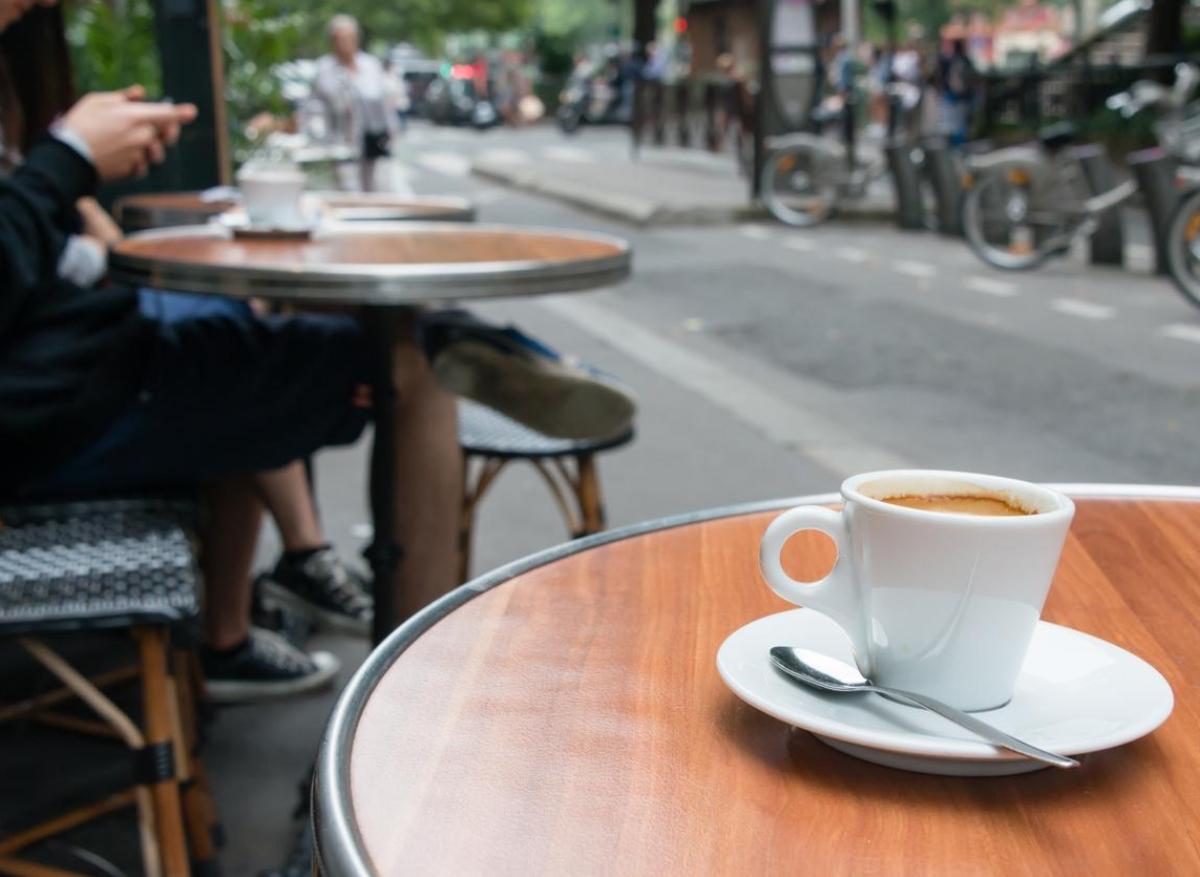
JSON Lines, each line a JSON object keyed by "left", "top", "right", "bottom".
{"left": 58, "top": 234, "right": 108, "bottom": 287}
{"left": 50, "top": 122, "right": 95, "bottom": 167}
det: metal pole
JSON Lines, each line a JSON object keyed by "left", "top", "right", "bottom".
{"left": 841, "top": 0, "right": 860, "bottom": 49}
{"left": 752, "top": 0, "right": 774, "bottom": 200}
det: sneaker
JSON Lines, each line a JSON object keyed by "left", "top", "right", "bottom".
{"left": 420, "top": 310, "right": 637, "bottom": 442}
{"left": 201, "top": 627, "right": 340, "bottom": 705}
{"left": 256, "top": 547, "right": 373, "bottom": 638}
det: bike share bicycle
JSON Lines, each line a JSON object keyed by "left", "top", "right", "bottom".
{"left": 960, "top": 64, "right": 1200, "bottom": 307}
{"left": 760, "top": 82, "right": 937, "bottom": 228}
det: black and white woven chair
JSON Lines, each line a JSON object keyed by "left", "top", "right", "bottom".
{"left": 0, "top": 497, "right": 217, "bottom": 876}
{"left": 457, "top": 400, "right": 635, "bottom": 581}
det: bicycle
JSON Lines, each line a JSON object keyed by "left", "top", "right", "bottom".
{"left": 760, "top": 85, "right": 937, "bottom": 228}
{"left": 1164, "top": 142, "right": 1200, "bottom": 308}
{"left": 960, "top": 64, "right": 1199, "bottom": 273}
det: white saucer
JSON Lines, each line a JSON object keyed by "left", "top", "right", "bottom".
{"left": 716, "top": 609, "right": 1173, "bottom": 776}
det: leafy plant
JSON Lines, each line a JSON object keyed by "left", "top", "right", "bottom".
{"left": 64, "top": 0, "right": 161, "bottom": 95}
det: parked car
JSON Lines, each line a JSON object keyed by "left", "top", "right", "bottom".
{"left": 423, "top": 66, "right": 500, "bottom": 129}
{"left": 388, "top": 46, "right": 440, "bottom": 119}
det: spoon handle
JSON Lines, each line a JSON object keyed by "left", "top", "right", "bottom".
{"left": 872, "top": 686, "right": 1080, "bottom": 769}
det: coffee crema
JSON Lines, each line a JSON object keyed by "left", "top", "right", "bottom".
{"left": 882, "top": 494, "right": 1033, "bottom": 517}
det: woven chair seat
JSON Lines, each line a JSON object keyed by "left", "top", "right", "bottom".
{"left": 0, "top": 499, "right": 200, "bottom": 636}
{"left": 458, "top": 400, "right": 634, "bottom": 459}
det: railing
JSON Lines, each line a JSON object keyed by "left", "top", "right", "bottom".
{"left": 978, "top": 55, "right": 1193, "bottom": 137}
{"left": 631, "top": 78, "right": 755, "bottom": 161}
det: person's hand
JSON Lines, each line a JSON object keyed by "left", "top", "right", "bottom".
{"left": 75, "top": 197, "right": 123, "bottom": 247}
{"left": 60, "top": 86, "right": 197, "bottom": 182}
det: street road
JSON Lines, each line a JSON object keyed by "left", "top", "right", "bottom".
{"left": 215, "top": 123, "right": 1200, "bottom": 874}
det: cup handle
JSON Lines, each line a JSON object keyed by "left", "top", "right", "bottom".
{"left": 759, "top": 506, "right": 870, "bottom": 669}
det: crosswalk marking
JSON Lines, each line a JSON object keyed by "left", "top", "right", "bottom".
{"left": 1159, "top": 323, "right": 1200, "bottom": 344}
{"left": 834, "top": 246, "right": 869, "bottom": 263}
{"left": 1051, "top": 298, "right": 1115, "bottom": 320}
{"left": 783, "top": 237, "right": 815, "bottom": 252}
{"left": 966, "top": 276, "right": 1019, "bottom": 297}
{"left": 892, "top": 260, "right": 937, "bottom": 279}
{"left": 739, "top": 225, "right": 773, "bottom": 241}
{"left": 414, "top": 152, "right": 471, "bottom": 177}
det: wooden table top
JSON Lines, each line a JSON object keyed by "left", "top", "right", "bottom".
{"left": 108, "top": 223, "right": 630, "bottom": 305}
{"left": 314, "top": 487, "right": 1200, "bottom": 875}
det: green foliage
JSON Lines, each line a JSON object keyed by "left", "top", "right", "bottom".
{"left": 64, "top": 0, "right": 161, "bottom": 95}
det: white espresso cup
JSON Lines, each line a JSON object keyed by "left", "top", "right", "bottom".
{"left": 236, "top": 162, "right": 306, "bottom": 227}
{"left": 759, "top": 470, "right": 1074, "bottom": 711}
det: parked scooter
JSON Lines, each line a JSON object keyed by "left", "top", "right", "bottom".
{"left": 557, "top": 66, "right": 630, "bottom": 135}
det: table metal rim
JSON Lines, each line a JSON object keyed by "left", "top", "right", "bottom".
{"left": 312, "top": 483, "right": 1200, "bottom": 876}
{"left": 109, "top": 222, "right": 631, "bottom": 303}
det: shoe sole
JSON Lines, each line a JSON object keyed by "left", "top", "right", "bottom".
{"left": 433, "top": 341, "right": 636, "bottom": 441}
{"left": 204, "top": 651, "right": 341, "bottom": 705}
{"left": 258, "top": 578, "right": 371, "bottom": 639}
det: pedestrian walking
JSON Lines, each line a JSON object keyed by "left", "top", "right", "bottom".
{"left": 313, "top": 14, "right": 399, "bottom": 192}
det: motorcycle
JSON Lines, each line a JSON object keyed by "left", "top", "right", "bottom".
{"left": 557, "top": 72, "right": 629, "bottom": 135}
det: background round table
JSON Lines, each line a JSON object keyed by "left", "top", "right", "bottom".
{"left": 109, "top": 222, "right": 631, "bottom": 641}
{"left": 114, "top": 191, "right": 476, "bottom": 232}
{"left": 314, "top": 486, "right": 1200, "bottom": 875}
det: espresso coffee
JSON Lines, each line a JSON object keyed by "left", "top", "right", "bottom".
{"left": 883, "top": 494, "right": 1032, "bottom": 517}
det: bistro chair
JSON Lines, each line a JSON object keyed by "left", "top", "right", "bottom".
{"left": 457, "top": 400, "right": 635, "bottom": 581}
{"left": 0, "top": 497, "right": 217, "bottom": 876}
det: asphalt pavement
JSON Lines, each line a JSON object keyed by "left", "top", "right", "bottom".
{"left": 14, "top": 122, "right": 1200, "bottom": 875}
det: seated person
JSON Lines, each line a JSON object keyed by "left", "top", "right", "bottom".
{"left": 0, "top": 1, "right": 635, "bottom": 704}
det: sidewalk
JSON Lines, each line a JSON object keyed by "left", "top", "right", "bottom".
{"left": 472, "top": 143, "right": 896, "bottom": 227}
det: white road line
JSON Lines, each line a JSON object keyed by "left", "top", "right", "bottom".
{"left": 539, "top": 296, "right": 911, "bottom": 475}
{"left": 414, "top": 152, "right": 471, "bottom": 178}
{"left": 782, "top": 237, "right": 815, "bottom": 252}
{"left": 1159, "top": 324, "right": 1200, "bottom": 344}
{"left": 966, "top": 276, "right": 1019, "bottom": 297}
{"left": 834, "top": 246, "right": 869, "bottom": 263}
{"left": 1051, "top": 298, "right": 1115, "bottom": 320}
{"left": 477, "top": 147, "right": 531, "bottom": 164}
{"left": 892, "top": 260, "right": 937, "bottom": 279}
{"left": 470, "top": 189, "right": 508, "bottom": 206}
{"left": 739, "top": 225, "right": 773, "bottom": 241}
{"left": 542, "top": 145, "right": 596, "bottom": 163}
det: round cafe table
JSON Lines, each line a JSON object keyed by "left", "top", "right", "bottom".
{"left": 313, "top": 485, "right": 1200, "bottom": 875}
{"left": 114, "top": 191, "right": 475, "bottom": 232}
{"left": 108, "top": 223, "right": 631, "bottom": 642}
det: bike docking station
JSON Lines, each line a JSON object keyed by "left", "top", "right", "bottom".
{"left": 1066, "top": 144, "right": 1126, "bottom": 267}
{"left": 1128, "top": 147, "right": 1183, "bottom": 276}
{"left": 886, "top": 140, "right": 927, "bottom": 230}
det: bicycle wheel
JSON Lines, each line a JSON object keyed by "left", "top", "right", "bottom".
{"left": 1167, "top": 187, "right": 1200, "bottom": 310}
{"left": 962, "top": 165, "right": 1069, "bottom": 270}
{"left": 761, "top": 146, "right": 838, "bottom": 227}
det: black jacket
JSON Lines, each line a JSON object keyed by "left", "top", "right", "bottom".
{"left": 0, "top": 136, "right": 149, "bottom": 494}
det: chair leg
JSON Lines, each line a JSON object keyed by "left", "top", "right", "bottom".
{"left": 134, "top": 628, "right": 191, "bottom": 877}
{"left": 459, "top": 455, "right": 508, "bottom": 583}
{"left": 574, "top": 454, "right": 607, "bottom": 535}
{"left": 172, "top": 651, "right": 219, "bottom": 870}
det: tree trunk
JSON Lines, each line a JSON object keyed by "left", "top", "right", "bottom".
{"left": 633, "top": 0, "right": 658, "bottom": 59}
{"left": 1145, "top": 0, "right": 1184, "bottom": 56}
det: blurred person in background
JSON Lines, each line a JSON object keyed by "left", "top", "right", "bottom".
{"left": 314, "top": 14, "right": 398, "bottom": 192}
{"left": 938, "top": 38, "right": 978, "bottom": 145}
{"left": 382, "top": 56, "right": 410, "bottom": 133}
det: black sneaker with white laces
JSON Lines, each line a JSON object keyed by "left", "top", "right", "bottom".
{"left": 201, "top": 627, "right": 340, "bottom": 705}
{"left": 256, "top": 547, "right": 373, "bottom": 638}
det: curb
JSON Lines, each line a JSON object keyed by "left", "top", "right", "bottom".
{"left": 472, "top": 160, "right": 898, "bottom": 227}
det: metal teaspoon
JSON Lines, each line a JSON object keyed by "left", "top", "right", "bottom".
{"left": 768, "top": 646, "right": 1079, "bottom": 769}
